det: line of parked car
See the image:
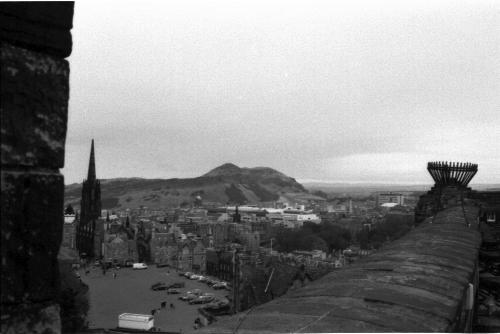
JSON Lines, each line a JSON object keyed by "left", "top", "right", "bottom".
{"left": 178, "top": 289, "right": 217, "bottom": 305}
{"left": 173, "top": 272, "right": 231, "bottom": 306}
{"left": 178, "top": 271, "right": 231, "bottom": 291}
{"left": 150, "top": 271, "right": 231, "bottom": 306}
{"left": 150, "top": 281, "right": 185, "bottom": 294}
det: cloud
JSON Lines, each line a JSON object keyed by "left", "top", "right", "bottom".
{"left": 63, "top": 0, "right": 500, "bottom": 184}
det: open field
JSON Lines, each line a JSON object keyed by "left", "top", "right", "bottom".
{"left": 80, "top": 266, "right": 230, "bottom": 332}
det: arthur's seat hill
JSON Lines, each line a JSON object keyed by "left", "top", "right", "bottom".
{"left": 64, "top": 163, "right": 320, "bottom": 209}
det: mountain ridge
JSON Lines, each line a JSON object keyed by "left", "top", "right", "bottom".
{"left": 64, "top": 163, "right": 311, "bottom": 210}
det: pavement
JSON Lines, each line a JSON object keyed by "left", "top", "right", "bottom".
{"left": 80, "top": 266, "right": 230, "bottom": 333}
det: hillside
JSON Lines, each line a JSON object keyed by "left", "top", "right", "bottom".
{"left": 64, "top": 163, "right": 312, "bottom": 210}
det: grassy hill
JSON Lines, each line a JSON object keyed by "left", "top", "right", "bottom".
{"left": 65, "top": 163, "right": 312, "bottom": 210}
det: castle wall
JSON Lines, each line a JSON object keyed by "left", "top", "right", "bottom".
{"left": 1, "top": 3, "right": 74, "bottom": 333}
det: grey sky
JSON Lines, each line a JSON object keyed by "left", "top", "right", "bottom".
{"left": 63, "top": 0, "right": 500, "bottom": 185}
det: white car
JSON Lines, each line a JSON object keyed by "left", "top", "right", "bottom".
{"left": 189, "top": 274, "right": 201, "bottom": 280}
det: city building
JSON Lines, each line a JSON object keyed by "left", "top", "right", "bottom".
{"left": 377, "top": 192, "right": 404, "bottom": 206}
{"left": 62, "top": 213, "right": 77, "bottom": 249}
{"left": 102, "top": 221, "right": 137, "bottom": 265}
{"left": 150, "top": 232, "right": 177, "bottom": 266}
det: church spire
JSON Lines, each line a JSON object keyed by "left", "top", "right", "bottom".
{"left": 87, "top": 139, "right": 96, "bottom": 181}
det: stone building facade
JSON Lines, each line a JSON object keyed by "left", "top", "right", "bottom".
{"left": 62, "top": 214, "right": 77, "bottom": 249}
{"left": 151, "top": 232, "right": 177, "bottom": 266}
{"left": 102, "top": 224, "right": 137, "bottom": 265}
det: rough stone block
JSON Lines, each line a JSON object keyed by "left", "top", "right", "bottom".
{"left": 0, "top": 2, "right": 74, "bottom": 58}
{"left": 1, "top": 170, "right": 64, "bottom": 304}
{"left": 1, "top": 43, "right": 69, "bottom": 168}
{"left": 0, "top": 302, "right": 61, "bottom": 334}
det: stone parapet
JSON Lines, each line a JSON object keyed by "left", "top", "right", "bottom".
{"left": 0, "top": 3, "right": 74, "bottom": 334}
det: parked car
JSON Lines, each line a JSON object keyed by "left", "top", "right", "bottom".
{"left": 212, "top": 282, "right": 228, "bottom": 290}
{"left": 179, "top": 293, "right": 198, "bottom": 301}
{"left": 189, "top": 274, "right": 201, "bottom": 280}
{"left": 151, "top": 282, "right": 168, "bottom": 291}
{"left": 187, "top": 289, "right": 202, "bottom": 295}
{"left": 167, "top": 282, "right": 185, "bottom": 289}
{"left": 189, "top": 294, "right": 215, "bottom": 305}
{"left": 206, "top": 279, "right": 219, "bottom": 286}
{"left": 204, "top": 298, "right": 229, "bottom": 309}
{"left": 167, "top": 288, "right": 180, "bottom": 294}
{"left": 183, "top": 272, "right": 193, "bottom": 278}
{"left": 203, "top": 301, "right": 231, "bottom": 315}
{"left": 198, "top": 276, "right": 209, "bottom": 282}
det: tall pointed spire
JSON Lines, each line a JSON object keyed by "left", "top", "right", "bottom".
{"left": 87, "top": 139, "right": 96, "bottom": 181}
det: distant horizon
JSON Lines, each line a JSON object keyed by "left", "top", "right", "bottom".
{"left": 63, "top": 163, "right": 500, "bottom": 188}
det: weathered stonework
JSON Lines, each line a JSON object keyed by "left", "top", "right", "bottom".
{"left": 0, "top": 3, "right": 74, "bottom": 334}
{"left": 1, "top": 171, "right": 64, "bottom": 303}
{"left": 1, "top": 44, "right": 69, "bottom": 168}
{"left": 1, "top": 303, "right": 61, "bottom": 334}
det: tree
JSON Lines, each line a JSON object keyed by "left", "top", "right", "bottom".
{"left": 318, "top": 224, "right": 351, "bottom": 252}
{"left": 65, "top": 204, "right": 75, "bottom": 215}
{"left": 300, "top": 235, "right": 328, "bottom": 252}
{"left": 312, "top": 190, "right": 329, "bottom": 199}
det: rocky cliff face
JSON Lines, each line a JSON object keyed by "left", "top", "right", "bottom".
{"left": 65, "top": 163, "right": 309, "bottom": 209}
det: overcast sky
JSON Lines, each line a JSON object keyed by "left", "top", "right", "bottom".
{"left": 63, "top": 0, "right": 500, "bottom": 185}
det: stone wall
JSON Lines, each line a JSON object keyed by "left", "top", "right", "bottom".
{"left": 1, "top": 3, "right": 74, "bottom": 334}
{"left": 199, "top": 205, "right": 481, "bottom": 333}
